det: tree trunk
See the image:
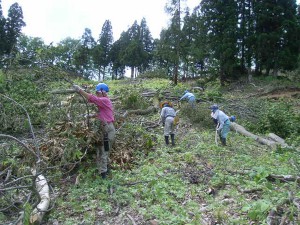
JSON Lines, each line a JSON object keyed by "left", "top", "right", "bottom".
{"left": 30, "top": 174, "right": 50, "bottom": 224}
{"left": 230, "top": 122, "right": 278, "bottom": 147}
{"left": 131, "top": 66, "right": 134, "bottom": 78}
{"left": 174, "top": 63, "right": 178, "bottom": 85}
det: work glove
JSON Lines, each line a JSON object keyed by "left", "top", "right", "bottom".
{"left": 82, "top": 114, "right": 90, "bottom": 118}
{"left": 73, "top": 84, "right": 81, "bottom": 92}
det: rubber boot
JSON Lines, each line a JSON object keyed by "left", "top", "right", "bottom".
{"left": 100, "top": 172, "right": 107, "bottom": 179}
{"left": 219, "top": 133, "right": 222, "bottom": 140}
{"left": 221, "top": 138, "right": 226, "bottom": 146}
{"left": 107, "top": 165, "right": 111, "bottom": 175}
{"left": 164, "top": 136, "right": 169, "bottom": 145}
{"left": 170, "top": 134, "right": 175, "bottom": 146}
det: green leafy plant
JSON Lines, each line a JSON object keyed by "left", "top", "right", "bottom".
{"left": 249, "top": 166, "right": 269, "bottom": 184}
{"left": 180, "top": 104, "right": 212, "bottom": 127}
{"left": 121, "top": 90, "right": 149, "bottom": 109}
{"left": 249, "top": 102, "right": 300, "bottom": 140}
{"left": 242, "top": 200, "right": 273, "bottom": 221}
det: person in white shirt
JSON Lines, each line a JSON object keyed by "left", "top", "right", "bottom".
{"left": 160, "top": 102, "right": 176, "bottom": 146}
{"left": 210, "top": 104, "right": 231, "bottom": 146}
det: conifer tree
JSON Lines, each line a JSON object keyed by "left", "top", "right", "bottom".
{"left": 93, "top": 20, "right": 113, "bottom": 81}
{"left": 4, "top": 3, "right": 25, "bottom": 54}
{"left": 73, "top": 28, "right": 95, "bottom": 79}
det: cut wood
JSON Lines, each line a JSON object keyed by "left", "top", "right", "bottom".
{"left": 192, "top": 86, "right": 204, "bottom": 91}
{"left": 267, "top": 174, "right": 300, "bottom": 183}
{"left": 50, "top": 89, "right": 76, "bottom": 94}
{"left": 141, "top": 91, "right": 157, "bottom": 97}
{"left": 30, "top": 173, "right": 50, "bottom": 224}
{"left": 267, "top": 133, "right": 286, "bottom": 146}
{"left": 230, "top": 122, "right": 278, "bottom": 147}
{"left": 125, "top": 106, "right": 157, "bottom": 116}
{"left": 33, "top": 102, "right": 48, "bottom": 108}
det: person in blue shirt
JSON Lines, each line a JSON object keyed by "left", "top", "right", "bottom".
{"left": 210, "top": 104, "right": 231, "bottom": 146}
{"left": 179, "top": 90, "right": 195, "bottom": 108}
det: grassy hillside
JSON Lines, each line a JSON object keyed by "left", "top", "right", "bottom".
{"left": 1, "top": 70, "right": 300, "bottom": 224}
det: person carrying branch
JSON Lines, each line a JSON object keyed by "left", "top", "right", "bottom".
{"left": 210, "top": 104, "right": 230, "bottom": 146}
{"left": 179, "top": 90, "right": 195, "bottom": 108}
{"left": 159, "top": 101, "right": 176, "bottom": 146}
{"left": 73, "top": 83, "right": 116, "bottom": 179}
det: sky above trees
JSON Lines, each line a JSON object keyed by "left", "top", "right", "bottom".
{"left": 2, "top": 0, "right": 200, "bottom": 44}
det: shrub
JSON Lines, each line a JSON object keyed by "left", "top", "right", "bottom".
{"left": 180, "top": 103, "right": 212, "bottom": 128}
{"left": 249, "top": 102, "right": 300, "bottom": 140}
{"left": 121, "top": 90, "right": 149, "bottom": 110}
{"left": 204, "top": 79, "right": 224, "bottom": 102}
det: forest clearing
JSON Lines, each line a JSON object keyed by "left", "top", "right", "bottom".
{"left": 1, "top": 0, "right": 300, "bottom": 224}
{"left": 1, "top": 71, "right": 300, "bottom": 225}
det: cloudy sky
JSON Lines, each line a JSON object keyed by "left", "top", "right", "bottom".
{"left": 2, "top": 0, "right": 200, "bottom": 45}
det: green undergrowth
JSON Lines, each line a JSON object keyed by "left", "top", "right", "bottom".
{"left": 1, "top": 72, "right": 300, "bottom": 224}
{"left": 48, "top": 119, "right": 300, "bottom": 224}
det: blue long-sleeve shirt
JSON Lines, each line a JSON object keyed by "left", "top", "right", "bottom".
{"left": 180, "top": 92, "right": 195, "bottom": 101}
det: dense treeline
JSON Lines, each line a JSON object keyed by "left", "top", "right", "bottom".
{"left": 0, "top": 0, "right": 300, "bottom": 85}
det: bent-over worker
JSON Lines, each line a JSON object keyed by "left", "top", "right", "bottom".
{"left": 160, "top": 102, "right": 176, "bottom": 146}
{"left": 180, "top": 90, "right": 195, "bottom": 108}
{"left": 210, "top": 104, "right": 230, "bottom": 146}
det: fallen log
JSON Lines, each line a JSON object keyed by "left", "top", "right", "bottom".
{"left": 230, "top": 122, "right": 278, "bottom": 147}
{"left": 123, "top": 106, "right": 157, "bottom": 118}
{"left": 141, "top": 91, "right": 157, "bottom": 97}
{"left": 33, "top": 102, "right": 48, "bottom": 108}
{"left": 30, "top": 171, "right": 50, "bottom": 224}
{"left": 267, "top": 133, "right": 287, "bottom": 146}
{"left": 192, "top": 86, "right": 204, "bottom": 92}
{"left": 50, "top": 89, "right": 76, "bottom": 94}
{"left": 267, "top": 174, "right": 300, "bottom": 184}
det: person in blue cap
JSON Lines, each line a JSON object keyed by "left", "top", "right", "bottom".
{"left": 179, "top": 90, "right": 195, "bottom": 108}
{"left": 73, "top": 82, "right": 115, "bottom": 179}
{"left": 210, "top": 104, "right": 231, "bottom": 146}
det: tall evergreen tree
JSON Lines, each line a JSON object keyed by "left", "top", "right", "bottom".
{"left": 120, "top": 20, "right": 145, "bottom": 78}
{"left": 253, "top": 0, "right": 299, "bottom": 75}
{"left": 165, "top": 0, "right": 184, "bottom": 85}
{"left": 0, "top": 0, "right": 7, "bottom": 57}
{"left": 4, "top": 3, "right": 25, "bottom": 55}
{"left": 181, "top": 10, "right": 200, "bottom": 78}
{"left": 236, "top": 0, "right": 255, "bottom": 80}
{"left": 200, "top": 0, "right": 239, "bottom": 85}
{"left": 110, "top": 38, "right": 126, "bottom": 79}
{"left": 93, "top": 20, "right": 113, "bottom": 81}
{"left": 73, "top": 28, "right": 96, "bottom": 79}
{"left": 154, "top": 29, "right": 177, "bottom": 76}
{"left": 138, "top": 18, "right": 154, "bottom": 73}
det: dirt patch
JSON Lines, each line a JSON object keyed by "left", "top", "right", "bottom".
{"left": 258, "top": 87, "right": 300, "bottom": 100}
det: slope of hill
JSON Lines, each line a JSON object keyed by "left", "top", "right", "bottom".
{"left": 0, "top": 71, "right": 300, "bottom": 225}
